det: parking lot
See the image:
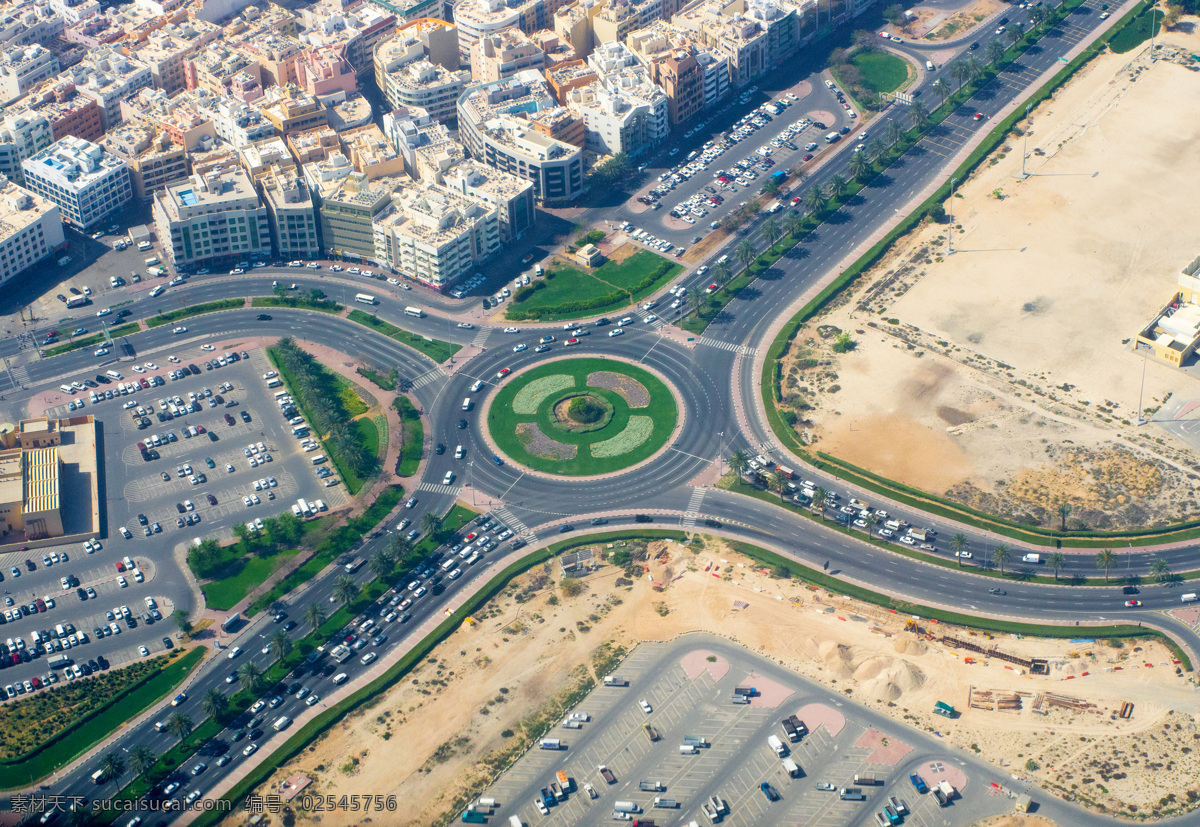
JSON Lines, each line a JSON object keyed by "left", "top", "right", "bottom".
{"left": 482, "top": 637, "right": 1002, "bottom": 827}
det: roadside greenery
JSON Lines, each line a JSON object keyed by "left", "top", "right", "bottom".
{"left": 506, "top": 251, "right": 682, "bottom": 321}
{"left": 356, "top": 365, "right": 398, "bottom": 391}
{"left": 44, "top": 323, "right": 139, "bottom": 357}
{"left": 1108, "top": 1, "right": 1162, "bottom": 52}
{"left": 145, "top": 299, "right": 244, "bottom": 328}
{"left": 200, "top": 548, "right": 301, "bottom": 611}
{"left": 346, "top": 309, "right": 461, "bottom": 362}
{"left": 393, "top": 395, "right": 423, "bottom": 477}
{"left": 251, "top": 292, "right": 342, "bottom": 314}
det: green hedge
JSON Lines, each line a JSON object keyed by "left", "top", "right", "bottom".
{"left": 145, "top": 299, "right": 244, "bottom": 328}
{"left": 394, "top": 396, "right": 423, "bottom": 477}
{"left": 345, "top": 310, "right": 461, "bottom": 362}
{"left": 250, "top": 297, "right": 342, "bottom": 313}
{"left": 44, "top": 323, "right": 140, "bottom": 357}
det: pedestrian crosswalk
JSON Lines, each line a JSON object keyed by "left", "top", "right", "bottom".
{"left": 411, "top": 366, "right": 446, "bottom": 389}
{"left": 8, "top": 363, "right": 28, "bottom": 387}
{"left": 681, "top": 487, "right": 706, "bottom": 530}
{"left": 493, "top": 504, "right": 533, "bottom": 538}
{"left": 471, "top": 327, "right": 490, "bottom": 348}
{"left": 417, "top": 482, "right": 460, "bottom": 495}
{"left": 697, "top": 337, "right": 758, "bottom": 357}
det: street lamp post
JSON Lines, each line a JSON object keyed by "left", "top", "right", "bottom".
{"left": 946, "top": 177, "right": 957, "bottom": 255}
{"left": 1020, "top": 104, "right": 1033, "bottom": 178}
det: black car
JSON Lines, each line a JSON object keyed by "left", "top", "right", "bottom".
{"left": 162, "top": 637, "right": 173, "bottom": 649}
{"left": 1123, "top": 585, "right": 1140, "bottom": 595}
{"left": 435, "top": 443, "right": 445, "bottom": 455}
{"left": 257, "top": 314, "right": 272, "bottom": 320}
{"left": 989, "top": 587, "right": 1007, "bottom": 596}
{"left": 969, "top": 40, "right": 980, "bottom": 49}
{"left": 282, "top": 620, "right": 297, "bottom": 632}
{"left": 56, "top": 293, "right": 67, "bottom": 302}
{"left": 273, "top": 611, "right": 287, "bottom": 623}
{"left": 458, "top": 419, "right": 468, "bottom": 429}
{"left": 188, "top": 364, "right": 201, "bottom": 375}
{"left": 175, "top": 502, "right": 186, "bottom": 514}
{"left": 94, "top": 374, "right": 111, "bottom": 384}
{"left": 96, "top": 655, "right": 108, "bottom": 669}
{"left": 634, "top": 514, "right": 652, "bottom": 523}
{"left": 241, "top": 411, "right": 251, "bottom": 423}
{"left": 559, "top": 525, "right": 574, "bottom": 533}
{"left": 76, "top": 587, "right": 87, "bottom": 600}
{"left": 231, "top": 729, "right": 245, "bottom": 742}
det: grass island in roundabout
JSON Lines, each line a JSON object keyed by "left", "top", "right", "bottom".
{"left": 487, "top": 357, "right": 678, "bottom": 475}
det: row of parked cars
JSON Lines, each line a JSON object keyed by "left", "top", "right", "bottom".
{"left": 4, "top": 654, "right": 112, "bottom": 699}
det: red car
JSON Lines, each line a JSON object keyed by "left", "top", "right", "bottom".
{"left": 224, "top": 413, "right": 235, "bottom": 425}
{"left": 195, "top": 425, "right": 206, "bottom": 434}
{"left": 115, "top": 561, "right": 125, "bottom": 573}
{"left": 803, "top": 153, "right": 814, "bottom": 161}
{"left": 1125, "top": 600, "right": 1142, "bottom": 608}
{"left": 792, "top": 196, "right": 802, "bottom": 204}
{"left": 496, "top": 367, "right": 511, "bottom": 379}
{"left": 705, "top": 283, "right": 719, "bottom": 294}
{"left": 973, "top": 112, "right": 985, "bottom": 121}
{"left": 565, "top": 338, "right": 580, "bottom": 346}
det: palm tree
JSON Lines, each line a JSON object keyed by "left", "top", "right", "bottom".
{"left": 735, "top": 239, "right": 756, "bottom": 273}
{"left": 768, "top": 471, "right": 787, "bottom": 501}
{"left": 966, "top": 55, "right": 984, "bottom": 82}
{"left": 270, "top": 628, "right": 293, "bottom": 660}
{"left": 1047, "top": 551, "right": 1066, "bottom": 581}
{"left": 1095, "top": 548, "right": 1116, "bottom": 582}
{"left": 991, "top": 543, "right": 1010, "bottom": 574}
{"left": 238, "top": 661, "right": 267, "bottom": 694}
{"left": 386, "top": 535, "right": 413, "bottom": 564}
{"left": 782, "top": 210, "right": 802, "bottom": 239}
{"left": 129, "top": 744, "right": 155, "bottom": 777}
{"left": 1057, "top": 502, "right": 1072, "bottom": 531}
{"left": 761, "top": 217, "right": 782, "bottom": 251}
{"left": 931, "top": 77, "right": 948, "bottom": 106}
{"left": 805, "top": 186, "right": 828, "bottom": 216}
{"left": 867, "top": 138, "right": 885, "bottom": 164}
{"left": 848, "top": 150, "right": 870, "bottom": 181}
{"left": 1006, "top": 22, "right": 1025, "bottom": 44}
{"left": 713, "top": 260, "right": 732, "bottom": 285}
{"left": 950, "top": 533, "right": 968, "bottom": 566}
{"left": 909, "top": 100, "right": 929, "bottom": 131}
{"left": 100, "top": 751, "right": 125, "bottom": 784}
{"left": 166, "top": 712, "right": 193, "bottom": 741}
{"left": 202, "top": 687, "right": 229, "bottom": 720}
{"left": 369, "top": 547, "right": 395, "bottom": 579}
{"left": 303, "top": 602, "right": 327, "bottom": 632}
{"left": 171, "top": 608, "right": 192, "bottom": 637}
{"left": 421, "top": 512, "right": 442, "bottom": 537}
{"left": 986, "top": 39, "right": 1006, "bottom": 67}
{"left": 813, "top": 485, "right": 827, "bottom": 509}
{"left": 828, "top": 173, "right": 848, "bottom": 199}
{"left": 885, "top": 120, "right": 905, "bottom": 147}
{"left": 727, "top": 449, "right": 749, "bottom": 480}
{"left": 1151, "top": 556, "right": 1172, "bottom": 584}
{"left": 334, "top": 574, "right": 359, "bottom": 606}
{"left": 686, "top": 285, "right": 706, "bottom": 317}
{"left": 951, "top": 61, "right": 972, "bottom": 91}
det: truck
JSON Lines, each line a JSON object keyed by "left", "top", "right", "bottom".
{"left": 731, "top": 693, "right": 751, "bottom": 705}
{"left": 781, "top": 718, "right": 800, "bottom": 741}
{"left": 932, "top": 788, "right": 949, "bottom": 807}
{"left": 734, "top": 685, "right": 758, "bottom": 698}
{"left": 908, "top": 527, "right": 929, "bottom": 542}
{"left": 47, "top": 655, "right": 72, "bottom": 670}
{"left": 883, "top": 805, "right": 902, "bottom": 825}
{"left": 682, "top": 735, "right": 709, "bottom": 748}
{"left": 556, "top": 770, "right": 570, "bottom": 794}
{"left": 760, "top": 782, "right": 780, "bottom": 801}
{"left": 604, "top": 675, "right": 628, "bottom": 686}
{"left": 1022, "top": 553, "right": 1041, "bottom": 564}
{"left": 598, "top": 765, "right": 617, "bottom": 784}
{"left": 767, "top": 735, "right": 787, "bottom": 755}
{"left": 782, "top": 757, "right": 801, "bottom": 777}
{"left": 775, "top": 464, "right": 796, "bottom": 479}
{"left": 539, "top": 738, "right": 561, "bottom": 750}
{"left": 938, "top": 780, "right": 956, "bottom": 800}
{"left": 680, "top": 744, "right": 698, "bottom": 755}
{"left": 461, "top": 810, "right": 487, "bottom": 823}
{"left": 643, "top": 723, "right": 660, "bottom": 742}
{"left": 854, "top": 773, "right": 879, "bottom": 786}
{"left": 329, "top": 644, "right": 352, "bottom": 663}
{"left": 840, "top": 788, "right": 865, "bottom": 801}
{"left": 549, "top": 782, "right": 564, "bottom": 801}
{"left": 786, "top": 715, "right": 807, "bottom": 737}
{"left": 639, "top": 781, "right": 664, "bottom": 792}
{"left": 933, "top": 701, "right": 956, "bottom": 718}
{"left": 509, "top": 818, "right": 523, "bottom": 827}
{"left": 652, "top": 797, "right": 679, "bottom": 809}
{"left": 614, "top": 801, "right": 639, "bottom": 814}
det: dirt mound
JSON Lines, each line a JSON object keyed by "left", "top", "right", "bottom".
{"left": 894, "top": 638, "right": 928, "bottom": 656}
{"left": 860, "top": 659, "right": 927, "bottom": 702}
{"left": 819, "top": 641, "right": 855, "bottom": 679}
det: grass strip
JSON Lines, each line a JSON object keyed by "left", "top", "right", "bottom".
{"left": 725, "top": 539, "right": 1193, "bottom": 670}
{"left": 200, "top": 550, "right": 301, "bottom": 612}
{"left": 356, "top": 366, "right": 396, "bottom": 391}
{"left": 394, "top": 396, "right": 423, "bottom": 477}
{"left": 250, "top": 297, "right": 342, "bottom": 313}
{"left": 0, "top": 649, "right": 204, "bottom": 789}
{"left": 145, "top": 299, "right": 244, "bottom": 328}
{"left": 44, "top": 323, "right": 140, "bottom": 357}
{"left": 346, "top": 310, "right": 461, "bottom": 362}
{"left": 1108, "top": 1, "right": 1161, "bottom": 53}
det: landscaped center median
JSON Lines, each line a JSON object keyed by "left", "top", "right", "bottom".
{"left": 488, "top": 358, "right": 677, "bottom": 476}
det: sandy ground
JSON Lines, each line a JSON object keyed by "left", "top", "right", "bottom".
{"left": 778, "top": 32, "right": 1200, "bottom": 530}
{"left": 224, "top": 539, "right": 1197, "bottom": 826}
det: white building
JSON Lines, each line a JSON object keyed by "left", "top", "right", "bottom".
{"left": 0, "top": 177, "right": 63, "bottom": 290}
{"left": 567, "top": 42, "right": 667, "bottom": 156}
{"left": 0, "top": 108, "right": 51, "bottom": 184}
{"left": 0, "top": 44, "right": 58, "bottom": 105}
{"left": 152, "top": 165, "right": 270, "bottom": 267}
{"left": 61, "top": 47, "right": 153, "bottom": 130}
{"left": 21, "top": 135, "right": 131, "bottom": 229}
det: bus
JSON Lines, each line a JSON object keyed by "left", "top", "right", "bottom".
{"left": 354, "top": 293, "right": 377, "bottom": 305}
{"left": 404, "top": 306, "right": 424, "bottom": 317}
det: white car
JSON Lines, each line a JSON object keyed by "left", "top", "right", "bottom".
{"left": 117, "top": 576, "right": 128, "bottom": 588}
{"left": 228, "top": 646, "right": 242, "bottom": 659}
{"left": 512, "top": 343, "right": 526, "bottom": 352}
{"left": 639, "top": 699, "right": 653, "bottom": 713}
{"left": 94, "top": 348, "right": 109, "bottom": 357}
{"left": 139, "top": 646, "right": 150, "bottom": 657}
{"left": 457, "top": 322, "right": 475, "bottom": 329}
{"left": 443, "top": 471, "right": 456, "bottom": 485}
{"left": 608, "top": 329, "right": 624, "bottom": 337}
{"left": 173, "top": 326, "right": 187, "bottom": 334}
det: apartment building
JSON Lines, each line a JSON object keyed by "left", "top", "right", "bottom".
{"left": 398, "top": 17, "right": 459, "bottom": 70}
{"left": 531, "top": 30, "right": 578, "bottom": 69}
{"left": 375, "top": 38, "right": 467, "bottom": 124}
{"left": 552, "top": 1, "right": 596, "bottom": 58}
{"left": 102, "top": 122, "right": 188, "bottom": 200}
{"left": 259, "top": 85, "right": 329, "bottom": 136}
{"left": 0, "top": 44, "right": 58, "bottom": 105}
{"left": 567, "top": 41, "right": 667, "bottom": 155}
{"left": 258, "top": 165, "right": 319, "bottom": 258}
{"left": 185, "top": 43, "right": 264, "bottom": 101}
{"left": 221, "top": 12, "right": 305, "bottom": 88}
{"left": 181, "top": 88, "right": 275, "bottom": 148}
{"left": 0, "top": 108, "right": 51, "bottom": 184}
{"left": 238, "top": 136, "right": 295, "bottom": 179}
{"left": 457, "top": 72, "right": 583, "bottom": 204}
{"left": 287, "top": 125, "right": 340, "bottom": 165}
{"left": 152, "top": 165, "right": 270, "bottom": 267}
{"left": 454, "top": 0, "right": 569, "bottom": 60}
{"left": 298, "top": 0, "right": 397, "bottom": 75}
{"left": 0, "top": 177, "right": 63, "bottom": 291}
{"left": 311, "top": 169, "right": 393, "bottom": 261}
{"left": 121, "top": 87, "right": 217, "bottom": 152}
{"left": 0, "top": 1, "right": 66, "bottom": 47}
{"left": 25, "top": 80, "right": 104, "bottom": 142}
{"left": 21, "top": 135, "right": 132, "bottom": 229}
{"left": 340, "top": 123, "right": 404, "bottom": 179}
{"left": 50, "top": 0, "right": 100, "bottom": 26}
{"left": 442, "top": 158, "right": 534, "bottom": 243}
{"left": 545, "top": 58, "right": 596, "bottom": 105}
{"left": 295, "top": 46, "right": 357, "bottom": 104}
{"left": 471, "top": 28, "right": 545, "bottom": 83}
{"left": 60, "top": 47, "right": 152, "bottom": 130}
{"left": 135, "top": 19, "right": 221, "bottom": 94}
{"left": 383, "top": 102, "right": 451, "bottom": 181}
{"left": 627, "top": 23, "right": 728, "bottom": 123}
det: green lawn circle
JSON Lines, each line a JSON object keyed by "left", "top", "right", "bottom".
{"left": 549, "top": 393, "right": 615, "bottom": 434}
{"left": 488, "top": 358, "right": 678, "bottom": 476}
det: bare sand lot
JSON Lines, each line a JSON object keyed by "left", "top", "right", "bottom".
{"left": 223, "top": 538, "right": 1195, "bottom": 825}
{"left": 780, "top": 32, "right": 1200, "bottom": 529}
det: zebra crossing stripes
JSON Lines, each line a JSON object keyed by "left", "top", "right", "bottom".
{"left": 410, "top": 366, "right": 446, "bottom": 389}
{"left": 471, "top": 327, "right": 490, "bottom": 348}
{"left": 417, "top": 482, "right": 461, "bottom": 495}
{"left": 681, "top": 487, "right": 706, "bottom": 530}
{"left": 493, "top": 504, "right": 533, "bottom": 538}
{"left": 8, "top": 363, "right": 28, "bottom": 388}
{"left": 696, "top": 337, "right": 758, "bottom": 356}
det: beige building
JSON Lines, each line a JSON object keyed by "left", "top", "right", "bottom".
{"left": 153, "top": 165, "right": 270, "bottom": 267}
{"left": 340, "top": 123, "right": 405, "bottom": 179}
{"left": 398, "top": 17, "right": 459, "bottom": 70}
{"left": 259, "top": 165, "right": 319, "bottom": 259}
{"left": 470, "top": 28, "right": 546, "bottom": 83}
{"left": 0, "top": 177, "right": 64, "bottom": 291}
{"left": 103, "top": 122, "right": 189, "bottom": 200}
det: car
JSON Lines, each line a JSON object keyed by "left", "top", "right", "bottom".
{"left": 955, "top": 550, "right": 972, "bottom": 559}
{"left": 172, "top": 692, "right": 187, "bottom": 706}
{"left": 503, "top": 327, "right": 519, "bottom": 333}
{"left": 228, "top": 646, "right": 242, "bottom": 659}
{"left": 608, "top": 329, "right": 624, "bottom": 337}
{"left": 512, "top": 343, "right": 526, "bottom": 353}
{"left": 565, "top": 337, "right": 580, "bottom": 346}
{"left": 243, "top": 743, "right": 258, "bottom": 756}
{"left": 643, "top": 315, "right": 658, "bottom": 324}
{"left": 361, "top": 651, "right": 378, "bottom": 665}
{"left": 496, "top": 367, "right": 511, "bottom": 379}
{"left": 816, "top": 782, "right": 837, "bottom": 792}
{"left": 1123, "top": 585, "right": 1140, "bottom": 595}
{"left": 138, "top": 645, "right": 150, "bottom": 657}
{"left": 989, "top": 587, "right": 1007, "bottom": 596}
{"left": 639, "top": 699, "right": 652, "bottom": 713}
{"left": 173, "top": 326, "right": 187, "bottom": 334}
{"left": 1125, "top": 600, "right": 1142, "bottom": 607}
{"left": 163, "top": 782, "right": 180, "bottom": 796}
{"left": 117, "top": 576, "right": 127, "bottom": 588}
{"left": 306, "top": 694, "right": 320, "bottom": 706}
{"left": 973, "top": 112, "right": 985, "bottom": 121}
{"left": 191, "top": 762, "right": 207, "bottom": 776}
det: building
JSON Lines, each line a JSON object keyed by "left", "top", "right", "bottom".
{"left": 0, "top": 108, "right": 51, "bottom": 184}
{"left": 152, "top": 164, "right": 270, "bottom": 268}
{"left": 295, "top": 46, "right": 358, "bottom": 105}
{"left": 375, "top": 37, "right": 467, "bottom": 124}
{"left": 287, "top": 124, "right": 340, "bottom": 165}
{"left": 531, "top": 30, "right": 578, "bottom": 69}
{"left": 102, "top": 122, "right": 189, "bottom": 200}
{"left": 398, "top": 17, "right": 459, "bottom": 70}
{"left": 184, "top": 42, "right": 264, "bottom": 101}
{"left": 22, "top": 135, "right": 131, "bottom": 229}
{"left": 442, "top": 158, "right": 534, "bottom": 243}
{"left": 185, "top": 88, "right": 275, "bottom": 147}
{"left": 260, "top": 84, "right": 329, "bottom": 136}
{"left": 312, "top": 169, "right": 392, "bottom": 260}
{"left": 453, "top": 0, "right": 569, "bottom": 60}
{"left": 457, "top": 72, "right": 583, "bottom": 203}
{"left": 567, "top": 42, "right": 667, "bottom": 156}
{"left": 1136, "top": 254, "right": 1200, "bottom": 367}
{"left": 0, "top": 177, "right": 63, "bottom": 290}
{"left": 373, "top": 177, "right": 500, "bottom": 290}
{"left": 627, "top": 22, "right": 728, "bottom": 121}
{"left": 60, "top": 46, "right": 153, "bottom": 130}
{"left": 134, "top": 18, "right": 221, "bottom": 94}
{"left": 383, "top": 102, "right": 455, "bottom": 182}
{"left": 238, "top": 135, "right": 295, "bottom": 179}
{"left": 545, "top": 58, "right": 596, "bottom": 105}
{"left": 0, "top": 416, "right": 100, "bottom": 547}
{"left": 552, "top": 1, "right": 595, "bottom": 57}
{"left": 298, "top": 0, "right": 397, "bottom": 75}
{"left": 258, "top": 165, "right": 319, "bottom": 259}
{"left": 470, "top": 28, "right": 545, "bottom": 83}
{"left": 340, "top": 123, "right": 405, "bottom": 179}
{"left": 25, "top": 79, "right": 104, "bottom": 142}
{"left": 574, "top": 241, "right": 602, "bottom": 265}
{"left": 221, "top": 12, "right": 305, "bottom": 88}
{"left": 121, "top": 86, "right": 217, "bottom": 152}
{"left": 0, "top": 43, "right": 58, "bottom": 105}
{"left": 591, "top": 0, "right": 672, "bottom": 49}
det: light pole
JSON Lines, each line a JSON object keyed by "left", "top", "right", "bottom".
{"left": 1136, "top": 350, "right": 1148, "bottom": 425}
{"left": 1020, "top": 104, "right": 1033, "bottom": 178}
{"left": 1149, "top": 5, "right": 1162, "bottom": 62}
{"left": 946, "top": 177, "right": 957, "bottom": 255}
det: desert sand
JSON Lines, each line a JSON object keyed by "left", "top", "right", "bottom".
{"left": 779, "top": 30, "right": 1200, "bottom": 529}
{"left": 223, "top": 537, "right": 1197, "bottom": 825}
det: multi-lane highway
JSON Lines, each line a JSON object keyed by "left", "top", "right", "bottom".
{"left": 0, "top": 0, "right": 1183, "bottom": 821}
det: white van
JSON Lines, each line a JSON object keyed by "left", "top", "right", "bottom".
{"left": 106, "top": 369, "right": 123, "bottom": 380}
{"left": 462, "top": 397, "right": 472, "bottom": 411}
{"left": 926, "top": 60, "right": 935, "bottom": 71}
{"left": 404, "top": 306, "right": 424, "bottom": 318}
{"left": 441, "top": 558, "right": 457, "bottom": 572}
{"left": 274, "top": 390, "right": 289, "bottom": 400}
{"left": 273, "top": 715, "right": 292, "bottom": 731}
{"left": 1183, "top": 593, "right": 1199, "bottom": 603}
{"left": 143, "top": 256, "right": 159, "bottom": 266}
{"left": 266, "top": 378, "right": 282, "bottom": 388}
{"left": 311, "top": 454, "right": 327, "bottom": 465}
{"left": 332, "top": 673, "right": 348, "bottom": 685}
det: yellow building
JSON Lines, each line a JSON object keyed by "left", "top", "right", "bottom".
{"left": 0, "top": 415, "right": 99, "bottom": 548}
{"left": 1136, "top": 254, "right": 1200, "bottom": 367}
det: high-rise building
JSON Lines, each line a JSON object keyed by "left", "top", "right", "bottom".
{"left": 152, "top": 165, "right": 270, "bottom": 267}
{"left": 0, "top": 177, "right": 63, "bottom": 291}
{"left": 21, "top": 135, "right": 131, "bottom": 229}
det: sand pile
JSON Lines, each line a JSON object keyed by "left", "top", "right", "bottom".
{"left": 894, "top": 638, "right": 927, "bottom": 656}
{"left": 860, "top": 660, "right": 927, "bottom": 702}
{"left": 819, "top": 641, "right": 855, "bottom": 679}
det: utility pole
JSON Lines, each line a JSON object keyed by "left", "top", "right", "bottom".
{"left": 1020, "top": 104, "right": 1032, "bottom": 178}
{"left": 946, "top": 178, "right": 957, "bottom": 255}
{"left": 1136, "top": 350, "right": 1148, "bottom": 425}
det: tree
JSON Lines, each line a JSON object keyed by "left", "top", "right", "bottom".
{"left": 848, "top": 149, "right": 870, "bottom": 181}
{"left": 966, "top": 55, "right": 984, "bottom": 81}
{"left": 202, "top": 687, "right": 230, "bottom": 720}
{"left": 867, "top": 138, "right": 886, "bottom": 164}
{"left": 1151, "top": 556, "right": 1172, "bottom": 584}
{"left": 804, "top": 186, "right": 828, "bottom": 216}
{"left": 129, "top": 744, "right": 156, "bottom": 776}
{"left": 727, "top": 449, "right": 749, "bottom": 480}
{"left": 304, "top": 602, "right": 326, "bottom": 632}
{"left": 768, "top": 471, "right": 787, "bottom": 501}
{"left": 166, "top": 712, "right": 193, "bottom": 741}
{"left": 832, "top": 332, "right": 856, "bottom": 353}
{"left": 100, "top": 752, "right": 125, "bottom": 784}
{"left": 828, "top": 173, "right": 848, "bottom": 199}
{"left": 931, "top": 77, "right": 948, "bottom": 107}
{"left": 273, "top": 283, "right": 288, "bottom": 298}
{"left": 270, "top": 628, "right": 293, "bottom": 660}
{"left": 882, "top": 3, "right": 903, "bottom": 24}
{"left": 387, "top": 535, "right": 413, "bottom": 566}
{"left": 370, "top": 547, "right": 395, "bottom": 579}
{"left": 421, "top": 512, "right": 442, "bottom": 537}
{"left": 560, "top": 577, "right": 585, "bottom": 598}
{"left": 761, "top": 216, "right": 782, "bottom": 251}
{"left": 950, "top": 533, "right": 968, "bottom": 566}
{"left": 1030, "top": 4, "right": 1047, "bottom": 25}
{"left": 951, "top": 60, "right": 972, "bottom": 91}
{"left": 885, "top": 120, "right": 905, "bottom": 147}
{"left": 782, "top": 210, "right": 802, "bottom": 239}
{"left": 171, "top": 608, "right": 192, "bottom": 637}
{"left": 986, "top": 38, "right": 1006, "bottom": 67}
{"left": 735, "top": 239, "right": 756, "bottom": 273}
{"left": 813, "top": 485, "right": 827, "bottom": 509}
{"left": 991, "top": 543, "right": 1010, "bottom": 574}
{"left": 1047, "top": 551, "right": 1066, "bottom": 581}
{"left": 334, "top": 574, "right": 359, "bottom": 606}
{"left": 1095, "top": 548, "right": 1117, "bottom": 582}
{"left": 1006, "top": 21, "right": 1025, "bottom": 44}
{"left": 713, "top": 260, "right": 733, "bottom": 285}
{"left": 238, "top": 661, "right": 267, "bottom": 694}
{"left": 762, "top": 176, "right": 780, "bottom": 195}
{"left": 686, "top": 285, "right": 706, "bottom": 316}
{"left": 1057, "top": 502, "right": 1072, "bottom": 531}
{"left": 908, "top": 99, "right": 929, "bottom": 131}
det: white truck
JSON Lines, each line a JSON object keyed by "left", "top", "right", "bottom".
{"left": 768, "top": 734, "right": 787, "bottom": 756}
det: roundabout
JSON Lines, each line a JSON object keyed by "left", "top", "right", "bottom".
{"left": 487, "top": 357, "right": 678, "bottom": 476}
